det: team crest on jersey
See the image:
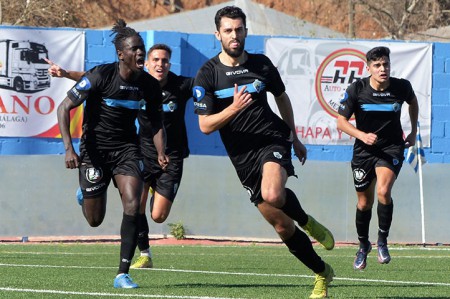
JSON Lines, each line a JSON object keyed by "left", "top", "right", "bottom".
{"left": 85, "top": 167, "right": 103, "bottom": 183}
{"left": 253, "top": 79, "right": 263, "bottom": 93}
{"left": 167, "top": 101, "right": 176, "bottom": 112}
{"left": 392, "top": 158, "right": 399, "bottom": 166}
{"left": 76, "top": 77, "right": 91, "bottom": 91}
{"left": 392, "top": 102, "right": 401, "bottom": 112}
{"left": 193, "top": 86, "right": 205, "bottom": 101}
{"left": 139, "top": 99, "right": 146, "bottom": 110}
{"left": 353, "top": 168, "right": 366, "bottom": 182}
{"left": 273, "top": 151, "right": 283, "bottom": 159}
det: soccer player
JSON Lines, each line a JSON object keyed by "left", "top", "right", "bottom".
{"left": 193, "top": 6, "right": 334, "bottom": 299}
{"left": 132, "top": 43, "right": 193, "bottom": 268}
{"left": 57, "top": 19, "right": 168, "bottom": 288}
{"left": 48, "top": 44, "right": 193, "bottom": 269}
{"left": 337, "top": 46, "right": 419, "bottom": 270}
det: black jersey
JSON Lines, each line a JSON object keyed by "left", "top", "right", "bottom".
{"left": 338, "top": 76, "right": 415, "bottom": 150}
{"left": 193, "top": 53, "right": 291, "bottom": 169}
{"left": 67, "top": 62, "right": 162, "bottom": 150}
{"left": 138, "top": 72, "right": 193, "bottom": 158}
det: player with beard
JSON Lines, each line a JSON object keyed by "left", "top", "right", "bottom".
{"left": 193, "top": 6, "right": 335, "bottom": 299}
{"left": 57, "top": 19, "right": 168, "bottom": 288}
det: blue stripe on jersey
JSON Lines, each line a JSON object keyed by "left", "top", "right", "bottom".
{"left": 214, "top": 81, "right": 265, "bottom": 99}
{"left": 361, "top": 103, "right": 398, "bottom": 112}
{"left": 103, "top": 98, "right": 143, "bottom": 109}
{"left": 162, "top": 102, "right": 178, "bottom": 112}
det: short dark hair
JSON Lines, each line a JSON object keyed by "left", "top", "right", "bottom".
{"left": 110, "top": 19, "right": 142, "bottom": 51}
{"left": 148, "top": 43, "right": 172, "bottom": 59}
{"left": 366, "top": 46, "right": 390, "bottom": 63}
{"left": 214, "top": 6, "right": 247, "bottom": 31}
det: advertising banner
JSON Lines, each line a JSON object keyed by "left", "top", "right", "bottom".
{"left": 0, "top": 28, "right": 85, "bottom": 138}
{"left": 266, "top": 39, "right": 432, "bottom": 146}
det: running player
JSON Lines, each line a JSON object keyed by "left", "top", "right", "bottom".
{"left": 57, "top": 19, "right": 168, "bottom": 288}
{"left": 48, "top": 43, "right": 193, "bottom": 269}
{"left": 337, "top": 46, "right": 419, "bottom": 270}
{"left": 193, "top": 6, "right": 334, "bottom": 299}
{"left": 132, "top": 43, "right": 193, "bottom": 268}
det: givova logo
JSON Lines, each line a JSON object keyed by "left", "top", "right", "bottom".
{"left": 315, "top": 48, "right": 367, "bottom": 119}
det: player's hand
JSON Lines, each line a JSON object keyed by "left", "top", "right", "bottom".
{"left": 293, "top": 139, "right": 307, "bottom": 165}
{"left": 404, "top": 132, "right": 416, "bottom": 148}
{"left": 361, "top": 132, "right": 378, "bottom": 145}
{"left": 44, "top": 58, "right": 67, "bottom": 78}
{"left": 158, "top": 154, "right": 170, "bottom": 171}
{"left": 231, "top": 84, "right": 252, "bottom": 111}
{"left": 65, "top": 151, "right": 80, "bottom": 169}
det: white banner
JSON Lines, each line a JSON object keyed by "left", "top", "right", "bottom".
{"left": 0, "top": 28, "right": 85, "bottom": 137}
{"left": 265, "top": 39, "right": 432, "bottom": 146}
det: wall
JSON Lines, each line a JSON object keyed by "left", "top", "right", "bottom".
{"left": 0, "top": 26, "right": 449, "bottom": 244}
{"left": 1, "top": 28, "right": 450, "bottom": 161}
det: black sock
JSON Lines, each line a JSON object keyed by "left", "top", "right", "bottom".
{"left": 377, "top": 200, "right": 394, "bottom": 245}
{"left": 283, "top": 226, "right": 325, "bottom": 273}
{"left": 280, "top": 188, "right": 309, "bottom": 226}
{"left": 137, "top": 213, "right": 150, "bottom": 252}
{"left": 118, "top": 213, "right": 138, "bottom": 274}
{"left": 356, "top": 208, "right": 372, "bottom": 248}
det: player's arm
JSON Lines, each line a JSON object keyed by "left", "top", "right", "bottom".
{"left": 45, "top": 58, "right": 85, "bottom": 81}
{"left": 274, "top": 91, "right": 307, "bottom": 164}
{"left": 146, "top": 87, "right": 169, "bottom": 170}
{"left": 57, "top": 97, "right": 81, "bottom": 169}
{"left": 337, "top": 115, "right": 377, "bottom": 145}
{"left": 198, "top": 84, "right": 252, "bottom": 134}
{"left": 404, "top": 95, "right": 419, "bottom": 148}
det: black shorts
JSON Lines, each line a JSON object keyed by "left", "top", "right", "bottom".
{"left": 78, "top": 145, "right": 144, "bottom": 198}
{"left": 351, "top": 144, "right": 403, "bottom": 192}
{"left": 236, "top": 142, "right": 295, "bottom": 205}
{"left": 141, "top": 138, "right": 184, "bottom": 202}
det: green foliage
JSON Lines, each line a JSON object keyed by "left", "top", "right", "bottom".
{"left": 167, "top": 222, "right": 186, "bottom": 240}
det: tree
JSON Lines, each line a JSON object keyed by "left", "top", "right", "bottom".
{"left": 355, "top": 0, "right": 450, "bottom": 39}
{"left": 0, "top": 0, "right": 85, "bottom": 27}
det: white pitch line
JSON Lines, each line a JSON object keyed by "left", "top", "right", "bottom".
{"left": 0, "top": 287, "right": 247, "bottom": 299}
{"left": 0, "top": 263, "right": 449, "bottom": 287}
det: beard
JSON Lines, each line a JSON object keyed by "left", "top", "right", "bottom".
{"left": 223, "top": 40, "right": 245, "bottom": 58}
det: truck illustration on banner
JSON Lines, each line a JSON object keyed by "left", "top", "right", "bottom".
{"left": 0, "top": 39, "right": 51, "bottom": 92}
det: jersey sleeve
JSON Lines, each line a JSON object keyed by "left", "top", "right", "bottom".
{"left": 66, "top": 67, "right": 100, "bottom": 106}
{"left": 193, "top": 63, "right": 216, "bottom": 115}
{"left": 402, "top": 79, "right": 416, "bottom": 104}
{"left": 180, "top": 76, "right": 194, "bottom": 104}
{"left": 143, "top": 77, "right": 163, "bottom": 123}
{"left": 261, "top": 55, "right": 285, "bottom": 97}
{"left": 338, "top": 81, "right": 358, "bottom": 119}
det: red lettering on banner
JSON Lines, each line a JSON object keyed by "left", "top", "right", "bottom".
{"left": 0, "top": 94, "right": 55, "bottom": 115}
{"left": 35, "top": 96, "right": 55, "bottom": 115}
{"left": 296, "top": 126, "right": 352, "bottom": 140}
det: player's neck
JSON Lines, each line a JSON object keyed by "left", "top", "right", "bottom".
{"left": 118, "top": 63, "right": 140, "bottom": 82}
{"left": 219, "top": 51, "right": 247, "bottom": 67}
{"left": 369, "top": 77, "right": 390, "bottom": 91}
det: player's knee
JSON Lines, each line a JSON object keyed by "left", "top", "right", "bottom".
{"left": 377, "top": 186, "right": 391, "bottom": 201}
{"left": 151, "top": 212, "right": 168, "bottom": 223}
{"left": 85, "top": 215, "right": 104, "bottom": 227}
{"left": 261, "top": 188, "right": 284, "bottom": 207}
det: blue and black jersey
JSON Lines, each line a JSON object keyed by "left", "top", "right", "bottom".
{"left": 67, "top": 62, "right": 162, "bottom": 150}
{"left": 138, "top": 72, "right": 193, "bottom": 158}
{"left": 339, "top": 76, "right": 415, "bottom": 150}
{"left": 193, "top": 53, "right": 291, "bottom": 169}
